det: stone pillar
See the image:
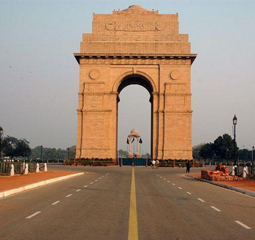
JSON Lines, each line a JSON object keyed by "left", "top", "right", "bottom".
{"left": 128, "top": 137, "right": 132, "bottom": 155}
{"left": 36, "top": 163, "right": 39, "bottom": 173}
{"left": 136, "top": 137, "right": 139, "bottom": 156}
{"left": 25, "top": 163, "right": 29, "bottom": 175}
{"left": 10, "top": 164, "right": 14, "bottom": 176}
{"left": 44, "top": 163, "right": 47, "bottom": 172}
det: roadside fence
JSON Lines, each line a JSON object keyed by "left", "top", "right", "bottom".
{"left": 0, "top": 162, "right": 47, "bottom": 176}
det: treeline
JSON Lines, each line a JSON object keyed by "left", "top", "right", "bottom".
{"left": 118, "top": 149, "right": 150, "bottom": 158}
{"left": 0, "top": 135, "right": 76, "bottom": 160}
{"left": 193, "top": 133, "right": 253, "bottom": 161}
{"left": 0, "top": 136, "right": 31, "bottom": 158}
{"left": 31, "top": 145, "right": 76, "bottom": 161}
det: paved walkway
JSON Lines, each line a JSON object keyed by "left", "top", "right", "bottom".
{"left": 189, "top": 173, "right": 255, "bottom": 193}
{"left": 0, "top": 171, "right": 79, "bottom": 192}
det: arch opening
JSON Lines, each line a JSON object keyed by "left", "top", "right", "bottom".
{"left": 117, "top": 75, "right": 153, "bottom": 163}
{"left": 117, "top": 74, "right": 154, "bottom": 96}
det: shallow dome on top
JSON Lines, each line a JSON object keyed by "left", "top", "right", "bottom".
{"left": 123, "top": 5, "right": 148, "bottom": 12}
{"left": 129, "top": 129, "right": 139, "bottom": 137}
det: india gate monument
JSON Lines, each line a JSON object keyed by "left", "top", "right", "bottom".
{"left": 74, "top": 5, "right": 196, "bottom": 161}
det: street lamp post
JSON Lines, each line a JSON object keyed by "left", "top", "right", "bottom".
{"left": 67, "top": 147, "right": 70, "bottom": 161}
{"left": 252, "top": 146, "right": 255, "bottom": 175}
{"left": 233, "top": 115, "right": 237, "bottom": 175}
{"left": 40, "top": 145, "right": 43, "bottom": 162}
{"left": 0, "top": 126, "right": 3, "bottom": 160}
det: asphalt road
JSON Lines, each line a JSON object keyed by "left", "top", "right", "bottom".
{"left": 0, "top": 165, "right": 255, "bottom": 240}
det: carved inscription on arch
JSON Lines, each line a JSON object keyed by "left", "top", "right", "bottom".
{"left": 105, "top": 21, "right": 165, "bottom": 31}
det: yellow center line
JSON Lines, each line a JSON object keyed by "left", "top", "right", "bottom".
{"left": 128, "top": 167, "right": 139, "bottom": 240}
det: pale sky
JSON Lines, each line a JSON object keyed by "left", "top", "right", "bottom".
{"left": 0, "top": 0, "right": 255, "bottom": 154}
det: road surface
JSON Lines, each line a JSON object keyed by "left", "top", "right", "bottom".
{"left": 0, "top": 165, "right": 254, "bottom": 240}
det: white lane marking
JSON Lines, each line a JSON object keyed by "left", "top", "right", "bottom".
{"left": 172, "top": 183, "right": 175, "bottom": 186}
{"left": 95, "top": 180, "right": 98, "bottom": 182}
{"left": 99, "top": 177, "right": 101, "bottom": 179}
{"left": 235, "top": 221, "right": 251, "bottom": 229}
{"left": 66, "top": 194, "right": 72, "bottom": 198}
{"left": 178, "top": 187, "right": 183, "bottom": 190}
{"left": 167, "top": 181, "right": 170, "bottom": 183}
{"left": 160, "top": 177, "right": 163, "bottom": 179}
{"left": 90, "top": 182, "right": 94, "bottom": 184}
{"left": 186, "top": 192, "right": 192, "bottom": 195}
{"left": 197, "top": 198, "right": 205, "bottom": 203}
{"left": 51, "top": 201, "right": 60, "bottom": 206}
{"left": 163, "top": 178, "right": 166, "bottom": 180}
{"left": 76, "top": 189, "right": 81, "bottom": 192}
{"left": 102, "top": 176, "right": 104, "bottom": 178}
{"left": 26, "top": 211, "right": 41, "bottom": 219}
{"left": 84, "top": 185, "right": 88, "bottom": 188}
{"left": 210, "top": 206, "right": 221, "bottom": 212}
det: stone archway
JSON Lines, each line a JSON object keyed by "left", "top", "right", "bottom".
{"left": 74, "top": 5, "right": 197, "bottom": 161}
{"left": 116, "top": 74, "right": 154, "bottom": 159}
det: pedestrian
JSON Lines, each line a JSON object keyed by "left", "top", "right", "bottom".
{"left": 156, "top": 159, "right": 159, "bottom": 169}
{"left": 243, "top": 165, "right": 249, "bottom": 178}
{"left": 152, "top": 159, "right": 156, "bottom": 169}
{"left": 231, "top": 165, "right": 237, "bottom": 176}
{"left": 186, "top": 161, "right": 191, "bottom": 173}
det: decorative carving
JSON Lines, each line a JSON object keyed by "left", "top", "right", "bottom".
{"left": 155, "top": 22, "right": 165, "bottom": 31}
{"left": 170, "top": 70, "right": 181, "bottom": 80}
{"left": 126, "top": 21, "right": 144, "bottom": 31}
{"left": 89, "top": 69, "right": 100, "bottom": 80}
{"left": 80, "top": 58, "right": 191, "bottom": 65}
{"left": 105, "top": 22, "right": 115, "bottom": 31}
{"left": 105, "top": 21, "right": 166, "bottom": 32}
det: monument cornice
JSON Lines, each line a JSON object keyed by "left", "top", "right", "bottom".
{"left": 74, "top": 53, "right": 197, "bottom": 64}
{"left": 154, "top": 110, "right": 193, "bottom": 113}
{"left": 77, "top": 109, "right": 112, "bottom": 113}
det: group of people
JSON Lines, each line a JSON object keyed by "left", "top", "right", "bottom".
{"left": 151, "top": 159, "right": 159, "bottom": 169}
{"left": 232, "top": 164, "right": 249, "bottom": 178}
{"left": 150, "top": 159, "right": 192, "bottom": 173}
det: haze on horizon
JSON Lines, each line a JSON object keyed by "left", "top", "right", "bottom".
{"left": 0, "top": 0, "right": 255, "bottom": 154}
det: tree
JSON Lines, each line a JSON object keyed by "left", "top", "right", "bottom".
{"left": 118, "top": 149, "right": 128, "bottom": 158}
{"left": 239, "top": 149, "right": 251, "bottom": 160}
{"left": 193, "top": 143, "right": 206, "bottom": 159}
{"left": 2, "top": 136, "right": 31, "bottom": 158}
{"left": 198, "top": 133, "right": 238, "bottom": 161}
{"left": 31, "top": 146, "right": 42, "bottom": 160}
{"left": 31, "top": 145, "right": 76, "bottom": 161}
{"left": 69, "top": 146, "right": 76, "bottom": 160}
{"left": 213, "top": 134, "right": 237, "bottom": 160}
{"left": 142, "top": 153, "right": 151, "bottom": 158}
{"left": 199, "top": 143, "right": 214, "bottom": 159}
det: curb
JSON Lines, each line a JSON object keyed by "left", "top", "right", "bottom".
{"left": 0, "top": 172, "right": 84, "bottom": 199}
{"left": 186, "top": 175, "right": 255, "bottom": 198}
